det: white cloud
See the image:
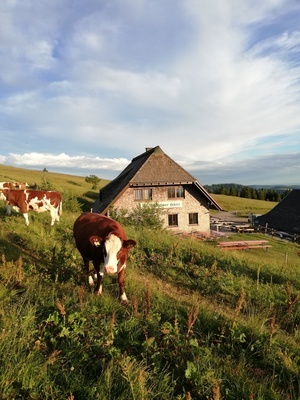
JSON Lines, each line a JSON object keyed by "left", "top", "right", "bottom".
{"left": 3, "top": 153, "right": 130, "bottom": 171}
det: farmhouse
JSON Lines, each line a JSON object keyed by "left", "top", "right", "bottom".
{"left": 256, "top": 189, "right": 300, "bottom": 235}
{"left": 92, "top": 146, "right": 222, "bottom": 233}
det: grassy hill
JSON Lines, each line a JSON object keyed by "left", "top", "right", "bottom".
{"left": 211, "top": 193, "right": 278, "bottom": 216}
{"left": 0, "top": 164, "right": 110, "bottom": 210}
{"left": 0, "top": 165, "right": 300, "bottom": 399}
{"left": 0, "top": 164, "right": 277, "bottom": 215}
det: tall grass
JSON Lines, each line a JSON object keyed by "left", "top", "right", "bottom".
{"left": 0, "top": 165, "right": 300, "bottom": 399}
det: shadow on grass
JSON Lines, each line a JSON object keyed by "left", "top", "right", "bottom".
{"left": 0, "top": 237, "right": 23, "bottom": 261}
{"left": 83, "top": 190, "right": 99, "bottom": 200}
{"left": 77, "top": 191, "right": 99, "bottom": 212}
{"left": 1, "top": 234, "right": 48, "bottom": 268}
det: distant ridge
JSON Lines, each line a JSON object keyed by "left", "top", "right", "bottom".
{"left": 249, "top": 184, "right": 300, "bottom": 190}
{"left": 205, "top": 183, "right": 300, "bottom": 191}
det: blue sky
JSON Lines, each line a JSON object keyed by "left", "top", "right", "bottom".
{"left": 1, "top": 0, "right": 300, "bottom": 185}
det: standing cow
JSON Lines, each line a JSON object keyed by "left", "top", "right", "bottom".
{"left": 1, "top": 189, "right": 62, "bottom": 226}
{"left": 73, "top": 212, "right": 136, "bottom": 303}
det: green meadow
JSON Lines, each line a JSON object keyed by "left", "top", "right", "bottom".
{"left": 0, "top": 165, "right": 299, "bottom": 399}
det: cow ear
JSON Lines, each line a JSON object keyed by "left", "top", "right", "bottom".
{"left": 123, "top": 239, "right": 136, "bottom": 249}
{"left": 89, "top": 235, "right": 102, "bottom": 247}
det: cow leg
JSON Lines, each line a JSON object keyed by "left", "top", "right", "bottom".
{"left": 50, "top": 209, "right": 59, "bottom": 225}
{"left": 5, "top": 204, "right": 11, "bottom": 215}
{"left": 118, "top": 267, "right": 128, "bottom": 304}
{"left": 93, "top": 261, "right": 103, "bottom": 295}
{"left": 83, "top": 258, "right": 94, "bottom": 288}
{"left": 23, "top": 213, "right": 30, "bottom": 226}
{"left": 50, "top": 210, "right": 56, "bottom": 226}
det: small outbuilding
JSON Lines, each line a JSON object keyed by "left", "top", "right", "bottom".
{"left": 256, "top": 189, "right": 300, "bottom": 235}
{"left": 92, "top": 146, "right": 222, "bottom": 234}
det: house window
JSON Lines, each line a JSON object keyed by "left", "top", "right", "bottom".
{"left": 168, "top": 186, "right": 185, "bottom": 199}
{"left": 168, "top": 214, "right": 178, "bottom": 227}
{"left": 189, "top": 213, "right": 198, "bottom": 225}
{"left": 134, "top": 189, "right": 152, "bottom": 201}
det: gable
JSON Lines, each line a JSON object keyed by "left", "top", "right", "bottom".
{"left": 131, "top": 149, "right": 195, "bottom": 185}
{"left": 93, "top": 146, "right": 222, "bottom": 213}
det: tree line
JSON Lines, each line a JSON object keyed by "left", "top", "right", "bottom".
{"left": 204, "top": 183, "right": 291, "bottom": 202}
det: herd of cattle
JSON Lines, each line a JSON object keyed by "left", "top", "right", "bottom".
{"left": 0, "top": 181, "right": 62, "bottom": 226}
{"left": 0, "top": 181, "right": 136, "bottom": 303}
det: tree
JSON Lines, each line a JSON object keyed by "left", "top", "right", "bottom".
{"left": 85, "top": 175, "right": 101, "bottom": 189}
{"left": 258, "top": 188, "right": 266, "bottom": 200}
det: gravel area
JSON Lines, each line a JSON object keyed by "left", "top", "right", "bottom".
{"left": 210, "top": 211, "right": 248, "bottom": 224}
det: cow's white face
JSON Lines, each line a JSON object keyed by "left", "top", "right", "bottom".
{"left": 103, "top": 234, "right": 123, "bottom": 275}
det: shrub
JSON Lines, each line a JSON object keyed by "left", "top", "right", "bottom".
{"left": 110, "top": 203, "right": 164, "bottom": 229}
{"left": 62, "top": 191, "right": 83, "bottom": 213}
{"left": 39, "top": 175, "right": 56, "bottom": 191}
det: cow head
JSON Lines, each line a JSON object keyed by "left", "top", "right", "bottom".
{"left": 0, "top": 189, "right": 8, "bottom": 201}
{"left": 89, "top": 233, "right": 136, "bottom": 275}
{"left": 12, "top": 182, "right": 28, "bottom": 189}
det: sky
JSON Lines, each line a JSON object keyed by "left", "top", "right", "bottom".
{"left": 1, "top": 0, "right": 300, "bottom": 186}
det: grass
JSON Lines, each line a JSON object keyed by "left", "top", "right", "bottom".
{"left": 0, "top": 164, "right": 109, "bottom": 212}
{"left": 0, "top": 164, "right": 300, "bottom": 399}
{"left": 211, "top": 193, "right": 278, "bottom": 216}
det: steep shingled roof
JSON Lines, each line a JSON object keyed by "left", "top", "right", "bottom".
{"left": 256, "top": 189, "right": 300, "bottom": 234}
{"left": 92, "top": 146, "right": 222, "bottom": 213}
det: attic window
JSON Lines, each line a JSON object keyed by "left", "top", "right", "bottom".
{"left": 168, "top": 186, "right": 185, "bottom": 199}
{"left": 134, "top": 189, "right": 152, "bottom": 201}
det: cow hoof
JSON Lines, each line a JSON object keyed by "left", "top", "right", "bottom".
{"left": 88, "top": 276, "right": 95, "bottom": 286}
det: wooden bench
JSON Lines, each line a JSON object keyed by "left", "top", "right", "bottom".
{"left": 217, "top": 240, "right": 271, "bottom": 251}
{"left": 230, "top": 224, "right": 254, "bottom": 233}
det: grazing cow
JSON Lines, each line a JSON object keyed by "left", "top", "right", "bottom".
{"left": 14, "top": 182, "right": 28, "bottom": 189}
{"left": 0, "top": 182, "right": 13, "bottom": 190}
{"left": 0, "top": 182, "right": 29, "bottom": 202}
{"left": 0, "top": 182, "right": 18, "bottom": 201}
{"left": 0, "top": 181, "right": 28, "bottom": 190}
{"left": 73, "top": 212, "right": 136, "bottom": 303}
{"left": 1, "top": 189, "right": 62, "bottom": 226}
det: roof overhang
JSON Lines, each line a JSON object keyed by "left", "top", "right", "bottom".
{"left": 130, "top": 181, "right": 194, "bottom": 186}
{"left": 194, "top": 181, "right": 223, "bottom": 210}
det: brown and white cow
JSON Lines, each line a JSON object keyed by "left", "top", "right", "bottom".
{"left": 73, "top": 212, "right": 136, "bottom": 303}
{"left": 0, "top": 182, "right": 14, "bottom": 190}
{"left": 0, "top": 182, "right": 29, "bottom": 203}
{"left": 0, "top": 181, "right": 28, "bottom": 190}
{"left": 1, "top": 189, "right": 62, "bottom": 226}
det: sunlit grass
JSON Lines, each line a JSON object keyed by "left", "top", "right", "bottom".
{"left": 211, "top": 193, "right": 277, "bottom": 215}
